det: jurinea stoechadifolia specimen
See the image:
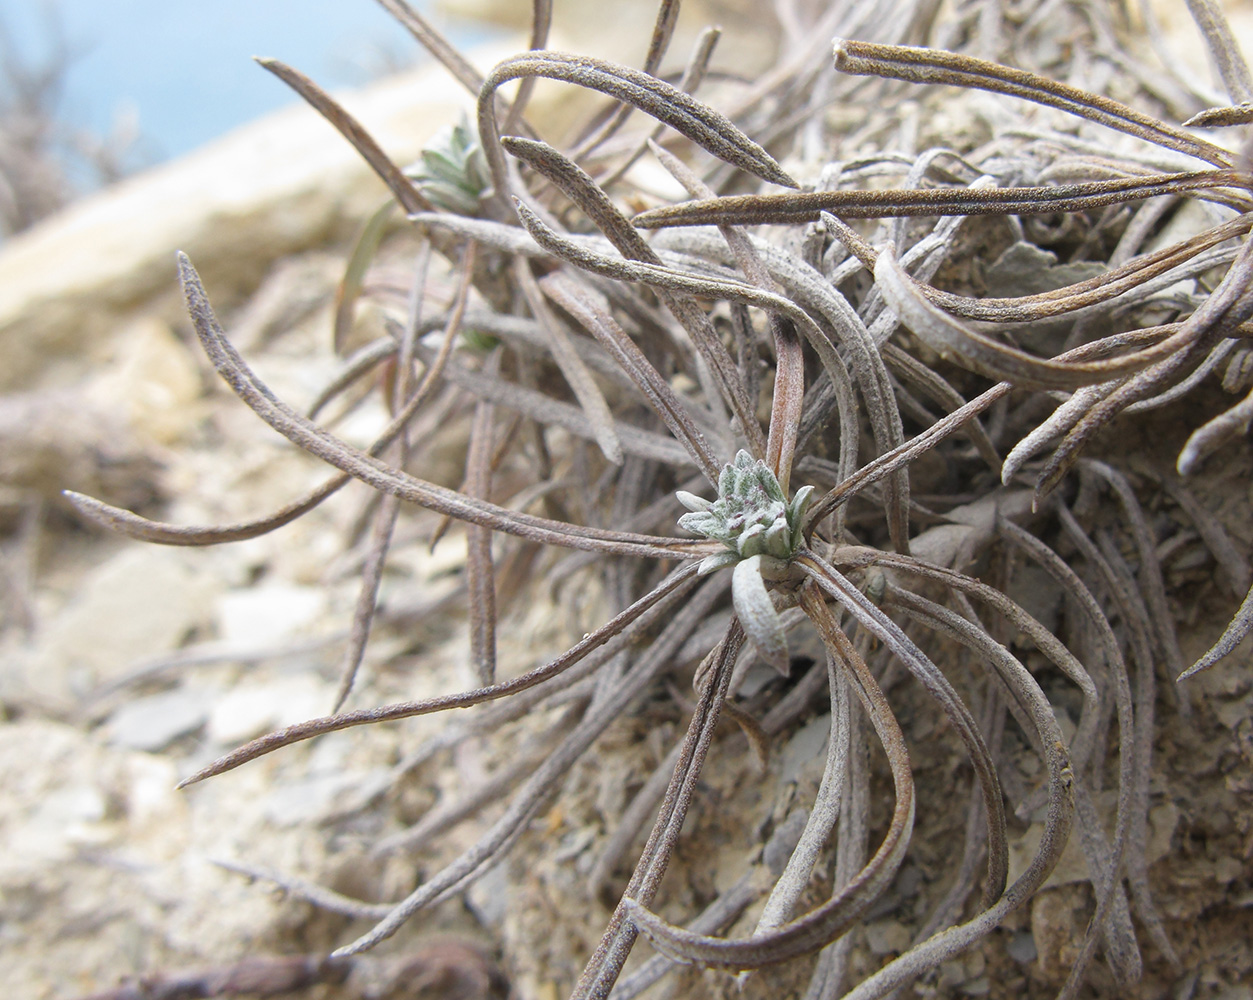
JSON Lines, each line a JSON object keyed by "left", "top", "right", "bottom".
{"left": 69, "top": 0, "right": 1253, "bottom": 996}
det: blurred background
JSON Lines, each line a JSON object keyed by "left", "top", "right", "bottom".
{"left": 0, "top": 0, "right": 498, "bottom": 236}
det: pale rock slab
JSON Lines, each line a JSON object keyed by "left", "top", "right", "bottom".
{"left": 83, "top": 314, "right": 206, "bottom": 447}
{"left": 0, "top": 42, "right": 517, "bottom": 392}
{"left": 103, "top": 686, "right": 213, "bottom": 752}
{"left": 214, "top": 581, "right": 328, "bottom": 647}
{"left": 207, "top": 672, "right": 330, "bottom": 746}
{"left": 16, "top": 546, "right": 216, "bottom": 706}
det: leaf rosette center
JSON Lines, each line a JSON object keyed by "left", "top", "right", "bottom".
{"left": 677, "top": 450, "right": 813, "bottom": 570}
{"left": 677, "top": 451, "right": 814, "bottom": 672}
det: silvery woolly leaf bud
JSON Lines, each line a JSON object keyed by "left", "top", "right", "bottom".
{"left": 676, "top": 451, "right": 812, "bottom": 562}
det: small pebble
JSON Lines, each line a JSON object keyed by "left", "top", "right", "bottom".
{"left": 103, "top": 688, "right": 208, "bottom": 751}
{"left": 1007, "top": 929, "right": 1038, "bottom": 964}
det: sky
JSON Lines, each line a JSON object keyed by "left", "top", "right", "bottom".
{"left": 4, "top": 0, "right": 497, "bottom": 167}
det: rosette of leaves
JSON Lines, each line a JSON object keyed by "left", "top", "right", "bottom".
{"left": 406, "top": 117, "right": 490, "bottom": 215}
{"left": 678, "top": 450, "right": 813, "bottom": 672}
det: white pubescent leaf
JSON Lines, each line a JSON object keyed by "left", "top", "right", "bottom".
{"left": 732, "top": 554, "right": 790, "bottom": 674}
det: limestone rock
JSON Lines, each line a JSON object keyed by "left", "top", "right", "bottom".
{"left": 16, "top": 546, "right": 216, "bottom": 706}
{"left": 0, "top": 387, "right": 164, "bottom": 517}
{"left": 214, "top": 581, "right": 328, "bottom": 647}
{"left": 83, "top": 315, "right": 206, "bottom": 447}
{"left": 207, "top": 672, "right": 331, "bottom": 746}
{"left": 103, "top": 687, "right": 213, "bottom": 752}
{"left": 0, "top": 44, "right": 516, "bottom": 393}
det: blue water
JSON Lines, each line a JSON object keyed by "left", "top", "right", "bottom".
{"left": 4, "top": 0, "right": 496, "bottom": 166}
